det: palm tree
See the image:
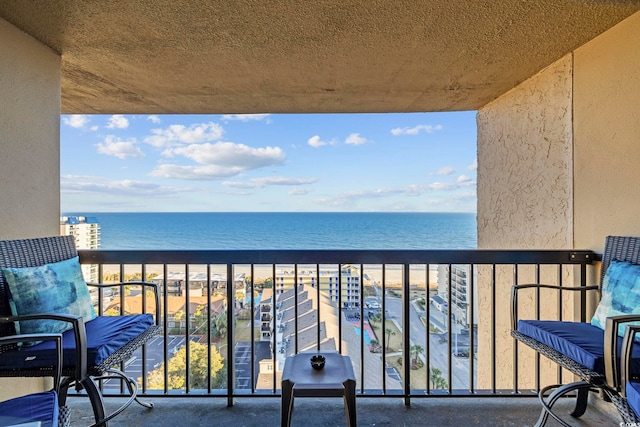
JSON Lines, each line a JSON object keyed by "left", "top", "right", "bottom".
{"left": 385, "top": 328, "right": 396, "bottom": 352}
{"left": 410, "top": 344, "right": 424, "bottom": 366}
{"left": 429, "top": 367, "right": 447, "bottom": 389}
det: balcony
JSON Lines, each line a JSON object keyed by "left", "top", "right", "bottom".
{"left": 64, "top": 247, "right": 624, "bottom": 424}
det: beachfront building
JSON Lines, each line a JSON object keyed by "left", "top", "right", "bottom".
{"left": 274, "top": 264, "right": 361, "bottom": 308}
{"left": 436, "top": 264, "right": 478, "bottom": 329}
{"left": 151, "top": 272, "right": 246, "bottom": 299}
{"left": 60, "top": 216, "right": 100, "bottom": 282}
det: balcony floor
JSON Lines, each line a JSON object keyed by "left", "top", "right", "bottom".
{"left": 67, "top": 394, "right": 620, "bottom": 426}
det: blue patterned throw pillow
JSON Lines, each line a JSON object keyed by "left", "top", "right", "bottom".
{"left": 3, "top": 256, "right": 97, "bottom": 336}
{"left": 591, "top": 259, "right": 640, "bottom": 336}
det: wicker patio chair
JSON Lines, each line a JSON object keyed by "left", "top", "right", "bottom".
{"left": 511, "top": 235, "right": 640, "bottom": 426}
{"left": 610, "top": 324, "right": 640, "bottom": 424}
{"left": 0, "top": 235, "right": 161, "bottom": 426}
{"left": 0, "top": 333, "right": 63, "bottom": 427}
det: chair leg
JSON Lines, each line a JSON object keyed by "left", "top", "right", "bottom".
{"left": 121, "top": 370, "right": 154, "bottom": 409}
{"left": 81, "top": 377, "right": 107, "bottom": 427}
{"left": 535, "top": 381, "right": 593, "bottom": 427}
{"left": 569, "top": 386, "right": 590, "bottom": 417}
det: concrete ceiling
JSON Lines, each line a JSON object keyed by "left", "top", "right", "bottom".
{"left": 1, "top": 1, "right": 639, "bottom": 114}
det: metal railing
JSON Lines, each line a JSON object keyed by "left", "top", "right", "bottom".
{"left": 78, "top": 248, "right": 595, "bottom": 406}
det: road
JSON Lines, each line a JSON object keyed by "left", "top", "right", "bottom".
{"left": 383, "top": 297, "right": 473, "bottom": 389}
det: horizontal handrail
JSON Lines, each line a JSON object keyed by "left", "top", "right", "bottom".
{"left": 80, "top": 249, "right": 593, "bottom": 265}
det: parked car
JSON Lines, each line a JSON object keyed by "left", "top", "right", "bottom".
{"left": 452, "top": 346, "right": 470, "bottom": 358}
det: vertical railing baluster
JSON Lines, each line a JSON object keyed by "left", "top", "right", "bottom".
{"left": 250, "top": 264, "right": 256, "bottom": 394}
{"left": 271, "top": 264, "right": 277, "bottom": 395}
{"left": 557, "top": 264, "right": 563, "bottom": 386}
{"left": 316, "top": 263, "right": 321, "bottom": 351}
{"left": 512, "top": 263, "right": 518, "bottom": 394}
{"left": 381, "top": 264, "right": 387, "bottom": 394}
{"left": 403, "top": 263, "right": 411, "bottom": 406}
{"left": 425, "top": 264, "right": 431, "bottom": 395}
{"left": 185, "top": 263, "right": 191, "bottom": 393}
{"left": 491, "top": 264, "right": 496, "bottom": 394}
{"left": 447, "top": 264, "right": 452, "bottom": 394}
{"left": 337, "top": 263, "right": 343, "bottom": 355}
{"left": 535, "top": 264, "right": 541, "bottom": 392}
{"left": 294, "top": 264, "right": 299, "bottom": 354}
{"left": 141, "top": 263, "right": 148, "bottom": 393}
{"left": 206, "top": 263, "right": 212, "bottom": 394}
{"left": 163, "top": 263, "right": 169, "bottom": 395}
{"left": 226, "top": 263, "right": 234, "bottom": 406}
{"left": 468, "top": 263, "right": 475, "bottom": 393}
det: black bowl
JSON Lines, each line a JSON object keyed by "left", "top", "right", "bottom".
{"left": 310, "top": 354, "right": 326, "bottom": 370}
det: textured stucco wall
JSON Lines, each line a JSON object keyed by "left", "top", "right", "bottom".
{"left": 0, "top": 18, "right": 60, "bottom": 399}
{"left": 573, "top": 12, "right": 640, "bottom": 252}
{"left": 476, "top": 56, "right": 574, "bottom": 389}
{"left": 0, "top": 17, "right": 60, "bottom": 240}
{"left": 477, "top": 56, "right": 573, "bottom": 250}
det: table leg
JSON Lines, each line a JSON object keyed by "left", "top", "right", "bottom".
{"left": 343, "top": 379, "right": 357, "bottom": 427}
{"left": 281, "top": 379, "right": 294, "bottom": 427}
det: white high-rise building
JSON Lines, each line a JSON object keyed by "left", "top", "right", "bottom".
{"left": 273, "top": 264, "right": 361, "bottom": 308}
{"left": 60, "top": 216, "right": 101, "bottom": 282}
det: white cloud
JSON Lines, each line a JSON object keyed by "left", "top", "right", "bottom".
{"left": 147, "top": 115, "right": 161, "bottom": 124}
{"left": 62, "top": 115, "right": 90, "bottom": 128}
{"left": 436, "top": 166, "right": 455, "bottom": 175}
{"left": 308, "top": 135, "right": 328, "bottom": 148}
{"left": 390, "top": 124, "right": 443, "bottom": 136}
{"left": 223, "top": 176, "right": 317, "bottom": 189}
{"left": 149, "top": 164, "right": 244, "bottom": 180}
{"left": 61, "top": 179, "right": 183, "bottom": 196}
{"left": 457, "top": 174, "right": 473, "bottom": 184}
{"left": 468, "top": 158, "right": 478, "bottom": 170}
{"left": 106, "top": 114, "right": 129, "bottom": 129}
{"left": 96, "top": 136, "right": 145, "bottom": 159}
{"left": 165, "top": 141, "right": 285, "bottom": 167}
{"left": 222, "top": 114, "right": 271, "bottom": 122}
{"left": 345, "top": 133, "right": 368, "bottom": 145}
{"left": 144, "top": 122, "right": 224, "bottom": 147}
{"left": 428, "top": 182, "right": 454, "bottom": 190}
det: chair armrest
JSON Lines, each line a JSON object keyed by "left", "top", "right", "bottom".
{"left": 621, "top": 325, "right": 640, "bottom": 397}
{"left": 605, "top": 315, "right": 640, "bottom": 390}
{"left": 87, "top": 281, "right": 161, "bottom": 325}
{"left": 510, "top": 283, "right": 600, "bottom": 331}
{"left": 0, "top": 333, "right": 63, "bottom": 393}
{"left": 0, "top": 313, "right": 87, "bottom": 382}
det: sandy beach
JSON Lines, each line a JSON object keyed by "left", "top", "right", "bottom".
{"left": 100, "top": 263, "right": 438, "bottom": 287}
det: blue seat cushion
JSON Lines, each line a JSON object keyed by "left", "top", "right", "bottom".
{"left": 627, "top": 381, "right": 640, "bottom": 418}
{"left": 0, "top": 314, "right": 155, "bottom": 370}
{"left": 518, "top": 320, "right": 640, "bottom": 373}
{"left": 0, "top": 390, "right": 58, "bottom": 427}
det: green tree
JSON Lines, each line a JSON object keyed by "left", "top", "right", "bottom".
{"left": 429, "top": 367, "right": 447, "bottom": 390}
{"left": 410, "top": 344, "right": 424, "bottom": 365}
{"left": 173, "top": 309, "right": 185, "bottom": 334}
{"left": 385, "top": 328, "right": 396, "bottom": 352}
{"left": 145, "top": 342, "right": 226, "bottom": 390}
{"left": 215, "top": 314, "right": 227, "bottom": 338}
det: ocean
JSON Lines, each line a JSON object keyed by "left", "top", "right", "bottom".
{"left": 63, "top": 212, "right": 477, "bottom": 250}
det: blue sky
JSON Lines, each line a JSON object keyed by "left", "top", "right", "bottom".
{"left": 60, "top": 112, "right": 477, "bottom": 213}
